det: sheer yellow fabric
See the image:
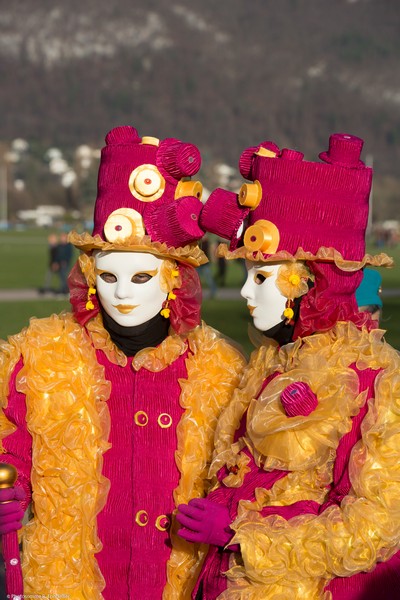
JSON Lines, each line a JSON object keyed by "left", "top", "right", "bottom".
{"left": 211, "top": 322, "right": 400, "bottom": 599}
{"left": 1, "top": 314, "right": 111, "bottom": 598}
{"left": 218, "top": 243, "right": 393, "bottom": 270}
{"left": 69, "top": 230, "right": 208, "bottom": 267}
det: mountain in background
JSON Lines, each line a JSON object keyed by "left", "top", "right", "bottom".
{"left": 1, "top": 0, "right": 399, "bottom": 221}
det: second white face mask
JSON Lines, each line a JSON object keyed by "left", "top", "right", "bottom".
{"left": 95, "top": 251, "right": 167, "bottom": 327}
{"left": 240, "top": 261, "right": 287, "bottom": 332}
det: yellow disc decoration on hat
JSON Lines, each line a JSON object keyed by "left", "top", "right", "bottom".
{"left": 244, "top": 219, "right": 280, "bottom": 253}
{"left": 129, "top": 164, "right": 166, "bottom": 202}
{"left": 238, "top": 180, "right": 262, "bottom": 209}
{"left": 256, "top": 147, "right": 278, "bottom": 158}
{"left": 140, "top": 136, "right": 160, "bottom": 146}
{"left": 174, "top": 180, "right": 203, "bottom": 201}
{"left": 104, "top": 208, "right": 146, "bottom": 243}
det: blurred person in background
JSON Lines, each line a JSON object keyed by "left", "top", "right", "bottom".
{"left": 39, "top": 233, "right": 59, "bottom": 294}
{"left": 0, "top": 126, "right": 245, "bottom": 600}
{"left": 216, "top": 240, "right": 227, "bottom": 287}
{"left": 178, "top": 133, "right": 400, "bottom": 599}
{"left": 56, "top": 231, "right": 73, "bottom": 295}
{"left": 198, "top": 233, "right": 217, "bottom": 299}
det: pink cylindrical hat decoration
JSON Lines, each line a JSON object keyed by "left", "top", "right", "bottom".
{"left": 105, "top": 125, "right": 141, "bottom": 145}
{"left": 157, "top": 138, "right": 201, "bottom": 180}
{"left": 319, "top": 133, "right": 365, "bottom": 169}
{"left": 239, "top": 141, "right": 280, "bottom": 179}
{"left": 199, "top": 188, "right": 250, "bottom": 249}
{"left": 280, "top": 148, "right": 304, "bottom": 161}
{"left": 144, "top": 196, "right": 204, "bottom": 247}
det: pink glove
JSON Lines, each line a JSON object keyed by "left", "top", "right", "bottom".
{"left": 177, "top": 498, "right": 235, "bottom": 548}
{"left": 0, "top": 486, "right": 25, "bottom": 535}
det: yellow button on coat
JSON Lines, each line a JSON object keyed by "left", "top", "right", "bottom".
{"left": 134, "top": 411, "right": 149, "bottom": 426}
{"left": 155, "top": 515, "right": 171, "bottom": 531}
{"left": 158, "top": 413, "right": 173, "bottom": 429}
{"left": 135, "top": 510, "right": 149, "bottom": 526}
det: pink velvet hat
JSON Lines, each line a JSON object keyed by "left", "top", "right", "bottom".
{"left": 200, "top": 133, "right": 393, "bottom": 270}
{"left": 70, "top": 125, "right": 207, "bottom": 266}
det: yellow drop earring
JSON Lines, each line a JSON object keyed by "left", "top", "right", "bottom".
{"left": 160, "top": 269, "right": 179, "bottom": 319}
{"left": 86, "top": 286, "right": 97, "bottom": 311}
{"left": 283, "top": 298, "right": 295, "bottom": 325}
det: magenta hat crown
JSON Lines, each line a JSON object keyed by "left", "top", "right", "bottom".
{"left": 71, "top": 125, "right": 207, "bottom": 265}
{"left": 200, "top": 132, "right": 375, "bottom": 266}
{"left": 319, "top": 132, "right": 365, "bottom": 169}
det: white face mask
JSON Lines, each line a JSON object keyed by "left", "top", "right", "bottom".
{"left": 240, "top": 261, "right": 287, "bottom": 332}
{"left": 95, "top": 251, "right": 167, "bottom": 327}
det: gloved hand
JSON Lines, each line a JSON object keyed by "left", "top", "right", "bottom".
{"left": 176, "top": 498, "right": 235, "bottom": 548}
{"left": 0, "top": 486, "right": 26, "bottom": 535}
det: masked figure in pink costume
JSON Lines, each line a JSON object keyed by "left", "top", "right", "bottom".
{"left": 0, "top": 126, "right": 245, "bottom": 599}
{"left": 177, "top": 133, "right": 400, "bottom": 599}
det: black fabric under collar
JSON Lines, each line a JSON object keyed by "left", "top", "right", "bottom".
{"left": 100, "top": 308, "right": 170, "bottom": 357}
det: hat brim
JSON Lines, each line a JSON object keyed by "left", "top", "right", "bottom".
{"left": 69, "top": 231, "right": 208, "bottom": 267}
{"left": 318, "top": 152, "right": 365, "bottom": 169}
{"left": 217, "top": 243, "right": 394, "bottom": 271}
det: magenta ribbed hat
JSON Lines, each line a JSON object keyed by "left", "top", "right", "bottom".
{"left": 200, "top": 133, "right": 391, "bottom": 269}
{"left": 70, "top": 126, "right": 207, "bottom": 266}
{"left": 247, "top": 133, "right": 371, "bottom": 261}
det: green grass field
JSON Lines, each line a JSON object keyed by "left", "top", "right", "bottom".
{"left": 1, "top": 229, "right": 399, "bottom": 353}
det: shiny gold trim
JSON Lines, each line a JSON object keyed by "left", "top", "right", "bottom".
{"left": 155, "top": 514, "right": 171, "bottom": 531}
{"left": 158, "top": 413, "right": 173, "bottom": 429}
{"left": 134, "top": 411, "right": 149, "bottom": 426}
{"left": 135, "top": 510, "right": 149, "bottom": 526}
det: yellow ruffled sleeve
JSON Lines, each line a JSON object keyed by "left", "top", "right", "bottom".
{"left": 0, "top": 332, "right": 25, "bottom": 445}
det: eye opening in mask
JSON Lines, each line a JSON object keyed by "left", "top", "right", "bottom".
{"left": 97, "top": 271, "right": 117, "bottom": 284}
{"left": 131, "top": 270, "right": 158, "bottom": 284}
{"left": 254, "top": 269, "right": 274, "bottom": 285}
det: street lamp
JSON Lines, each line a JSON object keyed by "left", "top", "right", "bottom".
{"left": 0, "top": 162, "right": 7, "bottom": 229}
{"left": 0, "top": 141, "right": 29, "bottom": 229}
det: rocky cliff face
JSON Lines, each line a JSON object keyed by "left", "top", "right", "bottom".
{"left": 1, "top": 0, "right": 399, "bottom": 217}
